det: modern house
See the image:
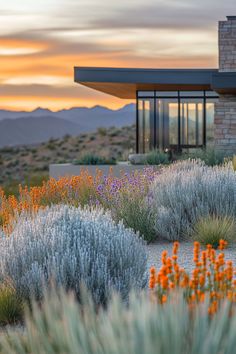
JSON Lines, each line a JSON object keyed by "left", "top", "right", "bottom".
{"left": 75, "top": 16, "right": 236, "bottom": 155}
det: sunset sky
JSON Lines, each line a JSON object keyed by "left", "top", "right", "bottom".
{"left": 0, "top": 0, "right": 235, "bottom": 111}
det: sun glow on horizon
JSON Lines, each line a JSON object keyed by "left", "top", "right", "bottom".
{"left": 0, "top": 0, "right": 231, "bottom": 111}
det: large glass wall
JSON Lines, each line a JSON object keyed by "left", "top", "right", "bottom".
{"left": 137, "top": 91, "right": 218, "bottom": 153}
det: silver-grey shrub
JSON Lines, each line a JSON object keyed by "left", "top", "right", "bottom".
{"left": 150, "top": 160, "right": 236, "bottom": 241}
{"left": 0, "top": 205, "right": 147, "bottom": 305}
{"left": 2, "top": 288, "right": 236, "bottom": 354}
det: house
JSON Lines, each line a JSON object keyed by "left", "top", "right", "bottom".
{"left": 74, "top": 16, "right": 236, "bottom": 155}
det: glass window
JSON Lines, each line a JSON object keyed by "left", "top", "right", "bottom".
{"left": 180, "top": 99, "right": 203, "bottom": 146}
{"left": 206, "top": 98, "right": 217, "bottom": 146}
{"left": 205, "top": 91, "right": 219, "bottom": 98}
{"left": 156, "top": 91, "right": 178, "bottom": 97}
{"left": 137, "top": 91, "right": 216, "bottom": 153}
{"left": 138, "top": 91, "right": 155, "bottom": 97}
{"left": 179, "top": 91, "right": 204, "bottom": 97}
{"left": 156, "top": 99, "right": 178, "bottom": 149}
{"left": 138, "top": 98, "right": 155, "bottom": 153}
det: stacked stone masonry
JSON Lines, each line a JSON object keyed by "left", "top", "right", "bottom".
{"left": 215, "top": 17, "right": 236, "bottom": 153}
{"left": 219, "top": 18, "right": 236, "bottom": 72}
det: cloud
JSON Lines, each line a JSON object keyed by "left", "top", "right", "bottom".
{"left": 0, "top": 0, "right": 234, "bottom": 110}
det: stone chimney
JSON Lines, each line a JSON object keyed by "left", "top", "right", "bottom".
{"left": 219, "top": 16, "right": 236, "bottom": 72}
{"left": 214, "top": 16, "right": 236, "bottom": 154}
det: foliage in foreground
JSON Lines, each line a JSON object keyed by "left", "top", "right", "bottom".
{"left": 0, "top": 280, "right": 23, "bottom": 325}
{"left": 192, "top": 215, "right": 236, "bottom": 247}
{"left": 151, "top": 159, "right": 236, "bottom": 241}
{"left": 2, "top": 159, "right": 236, "bottom": 243}
{"left": 150, "top": 240, "right": 234, "bottom": 315}
{"left": 2, "top": 287, "right": 236, "bottom": 354}
{"left": 182, "top": 147, "right": 229, "bottom": 166}
{"left": 0, "top": 168, "right": 158, "bottom": 242}
{"left": 96, "top": 168, "right": 157, "bottom": 243}
{"left": 0, "top": 205, "right": 147, "bottom": 305}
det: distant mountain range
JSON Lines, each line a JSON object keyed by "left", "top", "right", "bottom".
{"left": 0, "top": 104, "right": 135, "bottom": 147}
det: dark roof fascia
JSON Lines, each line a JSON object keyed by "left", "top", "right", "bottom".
{"left": 212, "top": 72, "right": 236, "bottom": 93}
{"left": 74, "top": 67, "right": 218, "bottom": 86}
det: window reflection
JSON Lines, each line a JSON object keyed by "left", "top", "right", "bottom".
{"left": 206, "top": 99, "right": 217, "bottom": 146}
{"left": 137, "top": 91, "right": 218, "bottom": 152}
{"left": 156, "top": 99, "right": 178, "bottom": 149}
{"left": 180, "top": 99, "right": 203, "bottom": 146}
{"left": 138, "top": 99, "right": 154, "bottom": 153}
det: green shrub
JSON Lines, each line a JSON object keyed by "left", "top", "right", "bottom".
{"left": 113, "top": 190, "right": 156, "bottom": 243}
{"left": 3, "top": 288, "right": 236, "bottom": 354}
{"left": 232, "top": 155, "right": 236, "bottom": 171}
{"left": 74, "top": 154, "right": 116, "bottom": 165}
{"left": 187, "top": 147, "right": 229, "bottom": 166}
{"left": 0, "top": 281, "right": 23, "bottom": 325}
{"left": 97, "top": 127, "right": 107, "bottom": 136}
{"left": 145, "top": 150, "right": 170, "bottom": 165}
{"left": 192, "top": 215, "right": 236, "bottom": 248}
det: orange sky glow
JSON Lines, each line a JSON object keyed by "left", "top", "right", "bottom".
{"left": 0, "top": 0, "right": 234, "bottom": 111}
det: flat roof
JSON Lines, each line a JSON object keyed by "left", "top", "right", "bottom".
{"left": 74, "top": 67, "right": 219, "bottom": 99}
{"left": 212, "top": 72, "right": 236, "bottom": 94}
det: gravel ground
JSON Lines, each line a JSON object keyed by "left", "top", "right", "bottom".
{"left": 146, "top": 241, "right": 236, "bottom": 272}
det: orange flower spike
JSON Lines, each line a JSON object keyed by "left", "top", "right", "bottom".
{"left": 161, "top": 294, "right": 167, "bottom": 304}
{"left": 174, "top": 264, "right": 179, "bottom": 273}
{"left": 150, "top": 267, "right": 156, "bottom": 276}
{"left": 201, "top": 251, "right": 207, "bottom": 267}
{"left": 227, "top": 290, "right": 233, "bottom": 301}
{"left": 199, "top": 275, "right": 205, "bottom": 287}
{"left": 172, "top": 254, "right": 178, "bottom": 262}
{"left": 210, "top": 249, "right": 216, "bottom": 263}
{"left": 149, "top": 278, "right": 155, "bottom": 289}
{"left": 189, "top": 280, "right": 195, "bottom": 290}
{"left": 161, "top": 275, "right": 169, "bottom": 290}
{"left": 169, "top": 281, "right": 175, "bottom": 289}
{"left": 157, "top": 273, "right": 162, "bottom": 285}
{"left": 173, "top": 241, "right": 179, "bottom": 255}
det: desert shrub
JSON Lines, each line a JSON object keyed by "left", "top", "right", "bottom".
{"left": 0, "top": 205, "right": 147, "bottom": 305}
{"left": 186, "top": 147, "right": 228, "bottom": 166}
{"left": 232, "top": 155, "right": 236, "bottom": 171}
{"left": 74, "top": 154, "right": 116, "bottom": 165}
{"left": 97, "top": 169, "right": 157, "bottom": 242}
{"left": 0, "top": 280, "right": 23, "bottom": 325}
{"left": 192, "top": 215, "right": 236, "bottom": 247}
{"left": 145, "top": 149, "right": 170, "bottom": 165}
{"left": 150, "top": 160, "right": 236, "bottom": 241}
{"left": 112, "top": 190, "right": 156, "bottom": 243}
{"left": 97, "top": 127, "right": 107, "bottom": 136}
{"left": 3, "top": 288, "right": 236, "bottom": 354}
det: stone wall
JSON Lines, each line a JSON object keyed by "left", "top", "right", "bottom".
{"left": 215, "top": 95, "right": 236, "bottom": 153}
{"left": 214, "top": 16, "right": 236, "bottom": 154}
{"left": 219, "top": 17, "right": 236, "bottom": 72}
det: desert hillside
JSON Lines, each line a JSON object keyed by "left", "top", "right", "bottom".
{"left": 0, "top": 125, "right": 135, "bottom": 190}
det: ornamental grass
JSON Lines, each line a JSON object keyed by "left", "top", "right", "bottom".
{"left": 149, "top": 240, "right": 235, "bottom": 315}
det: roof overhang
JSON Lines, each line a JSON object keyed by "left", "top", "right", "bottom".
{"left": 74, "top": 67, "right": 219, "bottom": 99}
{"left": 212, "top": 72, "right": 236, "bottom": 94}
